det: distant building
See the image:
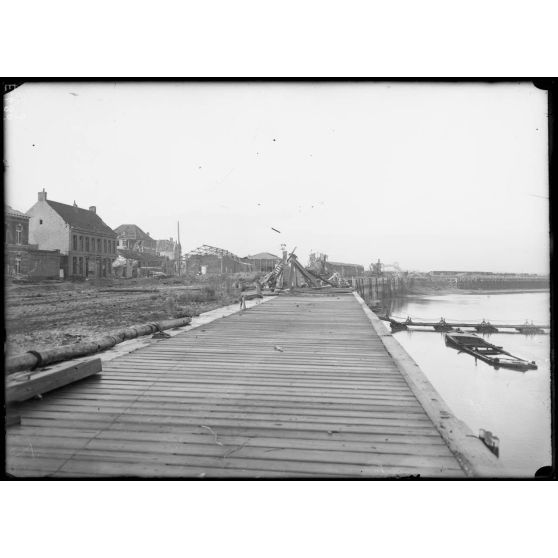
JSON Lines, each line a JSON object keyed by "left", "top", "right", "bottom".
{"left": 26, "top": 190, "right": 117, "bottom": 279}
{"left": 185, "top": 245, "right": 253, "bottom": 275}
{"left": 429, "top": 270, "right": 498, "bottom": 278}
{"left": 115, "top": 224, "right": 157, "bottom": 255}
{"left": 242, "top": 252, "right": 281, "bottom": 273}
{"left": 156, "top": 237, "right": 181, "bottom": 260}
{"left": 5, "top": 205, "right": 60, "bottom": 279}
{"left": 327, "top": 261, "right": 365, "bottom": 277}
{"left": 156, "top": 237, "right": 182, "bottom": 275}
{"left": 115, "top": 246, "right": 172, "bottom": 277}
{"left": 308, "top": 252, "right": 364, "bottom": 278}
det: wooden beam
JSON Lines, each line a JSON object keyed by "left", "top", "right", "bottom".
{"left": 6, "top": 358, "right": 102, "bottom": 404}
{"left": 6, "top": 414, "right": 21, "bottom": 427}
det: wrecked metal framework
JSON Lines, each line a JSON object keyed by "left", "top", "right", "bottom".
{"left": 185, "top": 245, "right": 253, "bottom": 274}
{"left": 185, "top": 245, "right": 245, "bottom": 263}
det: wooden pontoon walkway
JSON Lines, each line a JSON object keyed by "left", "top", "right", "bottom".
{"left": 6, "top": 293, "right": 467, "bottom": 477}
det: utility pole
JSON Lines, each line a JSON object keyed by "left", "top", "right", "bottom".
{"left": 177, "top": 221, "right": 182, "bottom": 276}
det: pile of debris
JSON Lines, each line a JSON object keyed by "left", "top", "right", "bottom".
{"left": 258, "top": 247, "right": 353, "bottom": 293}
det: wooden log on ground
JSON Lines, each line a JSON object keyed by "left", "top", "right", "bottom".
{"left": 6, "top": 317, "right": 192, "bottom": 375}
{"left": 6, "top": 358, "right": 102, "bottom": 404}
{"left": 6, "top": 353, "right": 40, "bottom": 374}
{"left": 32, "top": 341, "right": 101, "bottom": 368}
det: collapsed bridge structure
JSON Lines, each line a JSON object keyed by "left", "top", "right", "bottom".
{"left": 259, "top": 246, "right": 353, "bottom": 292}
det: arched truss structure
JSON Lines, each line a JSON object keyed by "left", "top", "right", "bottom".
{"left": 185, "top": 244, "right": 244, "bottom": 263}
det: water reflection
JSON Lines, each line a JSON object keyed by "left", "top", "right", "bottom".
{"left": 369, "top": 291, "right": 551, "bottom": 476}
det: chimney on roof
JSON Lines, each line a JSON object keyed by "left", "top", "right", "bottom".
{"left": 38, "top": 188, "right": 47, "bottom": 202}
{"left": 89, "top": 206, "right": 96, "bottom": 213}
{"left": 73, "top": 201, "right": 77, "bottom": 207}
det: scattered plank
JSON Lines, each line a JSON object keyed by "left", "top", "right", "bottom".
{"left": 6, "top": 358, "right": 102, "bottom": 404}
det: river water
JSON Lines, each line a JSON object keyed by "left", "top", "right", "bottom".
{"left": 381, "top": 291, "right": 552, "bottom": 476}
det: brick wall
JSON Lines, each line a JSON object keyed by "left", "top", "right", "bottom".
{"left": 27, "top": 249, "right": 61, "bottom": 279}
{"left": 5, "top": 245, "right": 60, "bottom": 279}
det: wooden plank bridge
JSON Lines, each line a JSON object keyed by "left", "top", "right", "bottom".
{"left": 6, "top": 292, "right": 500, "bottom": 478}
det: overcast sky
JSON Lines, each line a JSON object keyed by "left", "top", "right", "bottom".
{"left": 4, "top": 82, "right": 549, "bottom": 273}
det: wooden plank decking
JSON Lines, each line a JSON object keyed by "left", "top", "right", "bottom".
{"left": 6, "top": 293, "right": 466, "bottom": 477}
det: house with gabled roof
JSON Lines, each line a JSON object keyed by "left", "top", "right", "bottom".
{"left": 114, "top": 224, "right": 157, "bottom": 255}
{"left": 26, "top": 189, "right": 117, "bottom": 279}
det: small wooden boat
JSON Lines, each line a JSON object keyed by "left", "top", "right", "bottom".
{"left": 445, "top": 332, "right": 537, "bottom": 371}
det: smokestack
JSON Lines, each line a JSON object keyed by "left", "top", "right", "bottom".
{"left": 38, "top": 189, "right": 47, "bottom": 202}
{"left": 281, "top": 243, "right": 287, "bottom": 263}
{"left": 89, "top": 206, "right": 96, "bottom": 213}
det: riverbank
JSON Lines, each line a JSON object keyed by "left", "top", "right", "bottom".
{"left": 5, "top": 275, "right": 248, "bottom": 357}
{"left": 406, "top": 283, "right": 550, "bottom": 296}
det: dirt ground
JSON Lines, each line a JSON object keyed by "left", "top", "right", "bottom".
{"left": 4, "top": 275, "right": 244, "bottom": 357}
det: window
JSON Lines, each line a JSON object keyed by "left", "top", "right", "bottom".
{"left": 97, "top": 238, "right": 101, "bottom": 252}
{"left": 104, "top": 239, "right": 107, "bottom": 253}
{"left": 79, "top": 257, "right": 83, "bottom": 276}
{"left": 92, "top": 237, "right": 95, "bottom": 252}
{"left": 39, "top": 219, "right": 43, "bottom": 225}
{"left": 15, "top": 223, "right": 23, "bottom": 245}
{"left": 79, "top": 236, "right": 84, "bottom": 251}
{"left": 72, "top": 257, "right": 77, "bottom": 275}
{"left": 73, "top": 235, "right": 78, "bottom": 250}
{"left": 15, "top": 256, "right": 21, "bottom": 274}
{"left": 86, "top": 237, "right": 89, "bottom": 252}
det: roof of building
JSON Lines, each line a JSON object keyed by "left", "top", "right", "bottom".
{"left": 6, "top": 205, "right": 30, "bottom": 219}
{"left": 44, "top": 200, "right": 116, "bottom": 236}
{"left": 114, "top": 224, "right": 154, "bottom": 242}
{"left": 245, "top": 252, "right": 280, "bottom": 260}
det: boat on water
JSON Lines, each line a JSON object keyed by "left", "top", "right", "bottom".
{"left": 444, "top": 332, "right": 537, "bottom": 371}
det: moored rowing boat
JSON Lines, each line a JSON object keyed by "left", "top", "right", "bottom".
{"left": 444, "top": 332, "right": 537, "bottom": 371}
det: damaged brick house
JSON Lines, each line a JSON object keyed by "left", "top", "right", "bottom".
{"left": 114, "top": 224, "right": 174, "bottom": 277}
{"left": 156, "top": 237, "right": 182, "bottom": 275}
{"left": 114, "top": 224, "right": 158, "bottom": 254}
{"left": 26, "top": 190, "right": 118, "bottom": 279}
{"left": 5, "top": 205, "right": 61, "bottom": 279}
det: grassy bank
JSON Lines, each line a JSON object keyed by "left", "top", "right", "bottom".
{"left": 5, "top": 273, "right": 259, "bottom": 357}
